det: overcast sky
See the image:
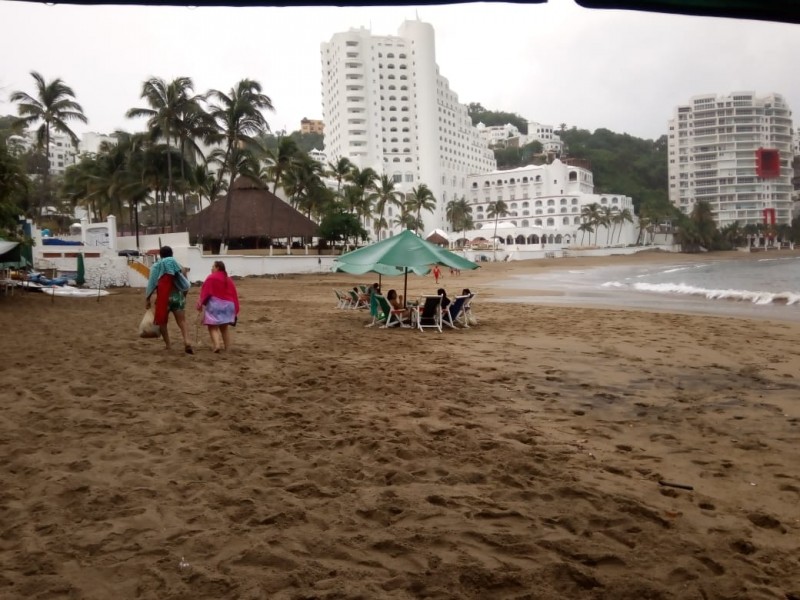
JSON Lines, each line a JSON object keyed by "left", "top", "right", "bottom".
{"left": 1, "top": 1, "right": 798, "bottom": 142}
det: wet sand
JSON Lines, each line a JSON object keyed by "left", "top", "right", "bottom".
{"left": 1, "top": 251, "right": 799, "bottom": 599}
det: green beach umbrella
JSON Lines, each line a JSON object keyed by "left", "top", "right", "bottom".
{"left": 333, "top": 230, "right": 479, "bottom": 303}
{"left": 76, "top": 253, "right": 86, "bottom": 286}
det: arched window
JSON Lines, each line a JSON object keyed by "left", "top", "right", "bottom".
{"left": 601, "top": 197, "right": 608, "bottom": 204}
{"left": 534, "top": 219, "right": 542, "bottom": 226}
{"left": 568, "top": 171, "right": 577, "bottom": 181}
{"left": 521, "top": 220, "right": 529, "bottom": 227}
{"left": 547, "top": 218, "right": 554, "bottom": 226}
{"left": 547, "top": 199, "right": 555, "bottom": 206}
{"left": 573, "top": 216, "right": 581, "bottom": 225}
{"left": 562, "top": 217, "right": 570, "bottom": 225}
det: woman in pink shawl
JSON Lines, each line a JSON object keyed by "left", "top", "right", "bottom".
{"left": 197, "top": 261, "right": 240, "bottom": 353}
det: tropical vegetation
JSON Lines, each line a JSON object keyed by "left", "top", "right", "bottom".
{"left": 3, "top": 72, "right": 446, "bottom": 250}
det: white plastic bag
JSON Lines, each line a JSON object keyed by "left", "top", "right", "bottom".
{"left": 139, "top": 308, "right": 161, "bottom": 338}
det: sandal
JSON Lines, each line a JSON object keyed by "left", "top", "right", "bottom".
{"left": 184, "top": 345, "right": 194, "bottom": 355}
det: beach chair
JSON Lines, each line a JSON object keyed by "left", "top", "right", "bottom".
{"left": 374, "top": 294, "right": 409, "bottom": 328}
{"left": 413, "top": 294, "right": 443, "bottom": 333}
{"left": 334, "top": 288, "right": 352, "bottom": 309}
{"left": 442, "top": 294, "right": 470, "bottom": 329}
{"left": 365, "top": 292, "right": 386, "bottom": 327}
{"left": 458, "top": 293, "right": 478, "bottom": 327}
{"left": 348, "top": 288, "right": 368, "bottom": 310}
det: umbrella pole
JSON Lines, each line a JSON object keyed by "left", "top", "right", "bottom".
{"left": 403, "top": 267, "right": 408, "bottom": 307}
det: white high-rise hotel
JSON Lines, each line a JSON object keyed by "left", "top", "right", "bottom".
{"left": 668, "top": 92, "right": 794, "bottom": 227}
{"left": 321, "top": 19, "right": 496, "bottom": 236}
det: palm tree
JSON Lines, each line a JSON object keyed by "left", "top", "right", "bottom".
{"left": 599, "top": 205, "right": 614, "bottom": 245}
{"left": 614, "top": 208, "right": 634, "bottom": 244}
{"left": 206, "top": 79, "right": 274, "bottom": 248}
{"left": 369, "top": 174, "right": 402, "bottom": 240}
{"left": 346, "top": 166, "right": 379, "bottom": 232}
{"left": 580, "top": 202, "right": 601, "bottom": 246}
{"left": 265, "top": 136, "right": 299, "bottom": 196}
{"left": 326, "top": 156, "right": 353, "bottom": 194}
{"left": 126, "top": 76, "right": 197, "bottom": 228}
{"left": 487, "top": 199, "right": 509, "bottom": 259}
{"left": 10, "top": 71, "right": 88, "bottom": 216}
{"left": 406, "top": 183, "right": 436, "bottom": 235}
{"left": 578, "top": 222, "right": 594, "bottom": 246}
{"left": 446, "top": 195, "right": 473, "bottom": 245}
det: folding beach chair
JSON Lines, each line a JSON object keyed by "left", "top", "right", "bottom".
{"left": 365, "top": 292, "right": 386, "bottom": 327}
{"left": 413, "top": 294, "right": 443, "bottom": 333}
{"left": 334, "top": 288, "right": 352, "bottom": 309}
{"left": 458, "top": 292, "right": 478, "bottom": 327}
{"left": 375, "top": 294, "right": 409, "bottom": 328}
{"left": 348, "top": 288, "right": 368, "bottom": 310}
{"left": 442, "top": 294, "right": 470, "bottom": 329}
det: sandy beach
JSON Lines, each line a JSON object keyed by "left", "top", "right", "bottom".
{"left": 1, "top": 251, "right": 799, "bottom": 599}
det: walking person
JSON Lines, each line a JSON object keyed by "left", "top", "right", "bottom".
{"left": 197, "top": 261, "right": 240, "bottom": 353}
{"left": 145, "top": 246, "right": 193, "bottom": 353}
{"left": 432, "top": 264, "right": 441, "bottom": 284}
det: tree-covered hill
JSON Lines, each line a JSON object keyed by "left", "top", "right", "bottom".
{"left": 559, "top": 126, "right": 669, "bottom": 212}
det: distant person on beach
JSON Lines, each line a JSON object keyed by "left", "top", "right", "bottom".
{"left": 197, "top": 261, "right": 240, "bottom": 353}
{"left": 145, "top": 246, "right": 193, "bottom": 353}
{"left": 432, "top": 264, "right": 441, "bottom": 284}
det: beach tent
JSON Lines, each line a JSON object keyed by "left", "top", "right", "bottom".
{"left": 333, "top": 229, "right": 478, "bottom": 304}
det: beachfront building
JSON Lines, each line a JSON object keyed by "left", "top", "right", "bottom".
{"left": 15, "top": 131, "right": 80, "bottom": 175}
{"left": 461, "top": 159, "right": 637, "bottom": 248}
{"left": 320, "top": 18, "right": 496, "bottom": 237}
{"left": 79, "top": 132, "right": 116, "bottom": 157}
{"left": 526, "top": 122, "right": 564, "bottom": 155}
{"left": 667, "top": 92, "right": 795, "bottom": 227}
{"left": 475, "top": 122, "right": 523, "bottom": 149}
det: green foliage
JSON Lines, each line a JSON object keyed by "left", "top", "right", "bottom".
{"left": 560, "top": 127, "right": 668, "bottom": 212}
{"left": 259, "top": 131, "right": 324, "bottom": 155}
{"left": 317, "top": 207, "right": 367, "bottom": 245}
{"left": 493, "top": 141, "right": 543, "bottom": 169}
{"left": 0, "top": 143, "right": 28, "bottom": 236}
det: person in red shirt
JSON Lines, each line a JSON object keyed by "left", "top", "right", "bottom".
{"left": 432, "top": 264, "right": 441, "bottom": 284}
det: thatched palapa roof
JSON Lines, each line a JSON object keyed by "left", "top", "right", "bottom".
{"left": 187, "top": 176, "right": 319, "bottom": 240}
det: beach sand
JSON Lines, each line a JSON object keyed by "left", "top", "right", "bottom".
{"left": 1, "top": 251, "right": 799, "bottom": 599}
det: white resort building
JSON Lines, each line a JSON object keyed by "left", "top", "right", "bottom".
{"left": 667, "top": 92, "right": 795, "bottom": 227}
{"left": 461, "top": 159, "right": 638, "bottom": 249}
{"left": 320, "top": 18, "right": 496, "bottom": 236}
{"left": 525, "top": 122, "right": 564, "bottom": 155}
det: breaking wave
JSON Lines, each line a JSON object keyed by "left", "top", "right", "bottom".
{"left": 628, "top": 282, "right": 800, "bottom": 305}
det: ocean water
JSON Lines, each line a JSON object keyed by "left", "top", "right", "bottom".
{"left": 493, "top": 255, "right": 800, "bottom": 322}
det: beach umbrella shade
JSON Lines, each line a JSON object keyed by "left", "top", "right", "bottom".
{"left": 76, "top": 253, "right": 86, "bottom": 286}
{"left": 333, "top": 230, "right": 479, "bottom": 303}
